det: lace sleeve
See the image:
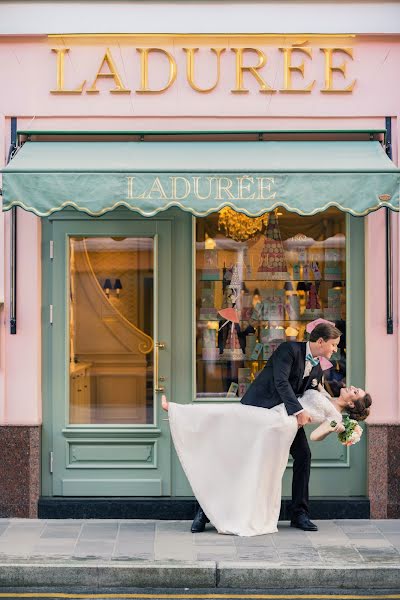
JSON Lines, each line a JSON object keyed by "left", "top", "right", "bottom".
{"left": 300, "top": 389, "right": 342, "bottom": 424}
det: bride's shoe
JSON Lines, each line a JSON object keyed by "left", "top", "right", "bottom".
{"left": 161, "top": 394, "right": 169, "bottom": 412}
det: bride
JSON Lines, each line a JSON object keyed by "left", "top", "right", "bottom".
{"left": 161, "top": 385, "right": 371, "bottom": 537}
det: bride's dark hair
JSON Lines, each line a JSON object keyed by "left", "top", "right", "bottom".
{"left": 347, "top": 393, "right": 372, "bottom": 421}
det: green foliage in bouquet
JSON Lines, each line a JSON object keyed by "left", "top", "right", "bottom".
{"left": 330, "top": 413, "right": 362, "bottom": 446}
{"left": 337, "top": 414, "right": 357, "bottom": 443}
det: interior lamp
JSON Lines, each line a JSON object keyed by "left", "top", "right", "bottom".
{"left": 103, "top": 278, "right": 112, "bottom": 298}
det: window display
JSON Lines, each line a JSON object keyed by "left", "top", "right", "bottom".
{"left": 196, "top": 208, "right": 346, "bottom": 400}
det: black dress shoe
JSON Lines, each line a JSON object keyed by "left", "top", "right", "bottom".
{"left": 290, "top": 514, "right": 318, "bottom": 531}
{"left": 191, "top": 507, "right": 210, "bottom": 533}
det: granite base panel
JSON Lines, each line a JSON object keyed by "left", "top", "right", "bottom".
{"left": 38, "top": 497, "right": 370, "bottom": 520}
{"left": 0, "top": 426, "right": 40, "bottom": 518}
{"left": 368, "top": 423, "right": 400, "bottom": 519}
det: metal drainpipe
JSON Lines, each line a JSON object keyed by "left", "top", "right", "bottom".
{"left": 8, "top": 118, "right": 17, "bottom": 334}
{"left": 385, "top": 116, "right": 393, "bottom": 335}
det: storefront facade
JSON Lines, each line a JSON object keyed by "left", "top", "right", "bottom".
{"left": 0, "top": 2, "right": 400, "bottom": 519}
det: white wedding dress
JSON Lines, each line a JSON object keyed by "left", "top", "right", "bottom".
{"left": 168, "top": 389, "right": 342, "bottom": 537}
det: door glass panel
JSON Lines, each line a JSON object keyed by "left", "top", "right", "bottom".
{"left": 69, "top": 237, "right": 154, "bottom": 424}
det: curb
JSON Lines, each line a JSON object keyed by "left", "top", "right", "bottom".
{"left": 0, "top": 562, "right": 399, "bottom": 589}
{"left": 218, "top": 562, "right": 400, "bottom": 589}
{"left": 0, "top": 562, "right": 216, "bottom": 588}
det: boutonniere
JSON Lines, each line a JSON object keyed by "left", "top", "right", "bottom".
{"left": 311, "top": 379, "right": 318, "bottom": 388}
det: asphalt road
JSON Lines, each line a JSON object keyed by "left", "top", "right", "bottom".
{"left": 0, "top": 589, "right": 399, "bottom": 600}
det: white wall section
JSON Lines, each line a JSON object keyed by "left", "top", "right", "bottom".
{"left": 0, "top": 2, "right": 399, "bottom": 35}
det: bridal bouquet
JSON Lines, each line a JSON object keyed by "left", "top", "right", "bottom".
{"left": 331, "top": 414, "right": 363, "bottom": 446}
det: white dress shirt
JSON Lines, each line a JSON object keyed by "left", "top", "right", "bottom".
{"left": 295, "top": 342, "right": 319, "bottom": 416}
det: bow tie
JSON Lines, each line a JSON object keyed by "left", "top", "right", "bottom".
{"left": 306, "top": 353, "right": 320, "bottom": 367}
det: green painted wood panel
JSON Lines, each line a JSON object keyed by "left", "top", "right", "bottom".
{"left": 42, "top": 209, "right": 366, "bottom": 499}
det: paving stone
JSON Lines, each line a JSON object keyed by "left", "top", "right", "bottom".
{"left": 79, "top": 523, "right": 119, "bottom": 540}
{"left": 376, "top": 520, "right": 400, "bottom": 533}
{"left": 155, "top": 545, "right": 196, "bottom": 561}
{"left": 277, "top": 548, "right": 322, "bottom": 563}
{"left": 194, "top": 534, "right": 236, "bottom": 546}
{"left": 236, "top": 549, "right": 280, "bottom": 561}
{"left": 0, "top": 542, "right": 33, "bottom": 557}
{"left": 119, "top": 522, "right": 156, "bottom": 534}
{"left": 317, "top": 545, "right": 363, "bottom": 563}
{"left": 234, "top": 535, "right": 275, "bottom": 547}
{"left": 334, "top": 519, "right": 373, "bottom": 526}
{"left": 347, "top": 532, "right": 385, "bottom": 539}
{"left": 382, "top": 534, "right": 400, "bottom": 547}
{"left": 40, "top": 524, "right": 82, "bottom": 539}
{"left": 352, "top": 538, "right": 394, "bottom": 548}
{"left": 1, "top": 523, "right": 45, "bottom": 541}
{"left": 73, "top": 540, "right": 116, "bottom": 559}
{"left": 308, "top": 538, "right": 352, "bottom": 547}
{"left": 357, "top": 547, "right": 400, "bottom": 564}
{"left": 196, "top": 552, "right": 235, "bottom": 561}
{"left": 112, "top": 552, "right": 154, "bottom": 561}
{"left": 156, "top": 522, "right": 191, "bottom": 533}
{"left": 272, "top": 533, "right": 313, "bottom": 547}
{"left": 30, "top": 540, "right": 76, "bottom": 557}
{"left": 0, "top": 523, "right": 10, "bottom": 537}
{"left": 115, "top": 540, "right": 154, "bottom": 554}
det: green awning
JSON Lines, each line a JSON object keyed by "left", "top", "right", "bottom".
{"left": 2, "top": 140, "right": 399, "bottom": 217}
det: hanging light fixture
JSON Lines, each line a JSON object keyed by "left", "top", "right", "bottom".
{"left": 113, "top": 278, "right": 123, "bottom": 297}
{"left": 103, "top": 278, "right": 112, "bottom": 298}
{"left": 218, "top": 208, "right": 269, "bottom": 242}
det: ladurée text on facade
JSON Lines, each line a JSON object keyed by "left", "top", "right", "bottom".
{"left": 51, "top": 46, "right": 356, "bottom": 95}
{"left": 126, "top": 176, "right": 276, "bottom": 201}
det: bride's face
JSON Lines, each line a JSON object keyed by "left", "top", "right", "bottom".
{"left": 340, "top": 385, "right": 366, "bottom": 407}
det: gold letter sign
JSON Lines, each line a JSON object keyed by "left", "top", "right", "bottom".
{"left": 51, "top": 48, "right": 86, "bottom": 94}
{"left": 320, "top": 48, "right": 356, "bottom": 93}
{"left": 49, "top": 43, "right": 357, "bottom": 96}
{"left": 87, "top": 48, "right": 131, "bottom": 94}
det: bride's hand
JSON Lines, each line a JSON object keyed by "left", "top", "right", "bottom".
{"left": 332, "top": 422, "right": 345, "bottom": 433}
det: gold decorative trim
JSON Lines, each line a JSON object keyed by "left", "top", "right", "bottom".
{"left": 48, "top": 33, "right": 357, "bottom": 39}
{"left": 3, "top": 198, "right": 399, "bottom": 218}
{"left": 82, "top": 239, "right": 154, "bottom": 354}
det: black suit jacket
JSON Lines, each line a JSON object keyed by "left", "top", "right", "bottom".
{"left": 240, "top": 341, "right": 323, "bottom": 416}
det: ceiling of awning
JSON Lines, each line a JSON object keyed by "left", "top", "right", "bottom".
{"left": 2, "top": 140, "right": 399, "bottom": 217}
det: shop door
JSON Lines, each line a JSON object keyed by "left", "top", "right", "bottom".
{"left": 48, "top": 218, "right": 172, "bottom": 496}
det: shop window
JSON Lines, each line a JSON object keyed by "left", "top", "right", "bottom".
{"left": 69, "top": 237, "right": 154, "bottom": 424}
{"left": 196, "top": 208, "right": 346, "bottom": 400}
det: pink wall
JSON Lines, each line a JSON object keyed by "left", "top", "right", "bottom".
{"left": 0, "top": 34, "right": 399, "bottom": 425}
{"left": 0, "top": 36, "right": 399, "bottom": 117}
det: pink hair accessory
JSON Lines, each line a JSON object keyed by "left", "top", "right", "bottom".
{"left": 306, "top": 318, "right": 336, "bottom": 370}
{"left": 305, "top": 318, "right": 335, "bottom": 334}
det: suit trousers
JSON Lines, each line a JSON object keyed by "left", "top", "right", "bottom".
{"left": 289, "top": 426, "right": 311, "bottom": 518}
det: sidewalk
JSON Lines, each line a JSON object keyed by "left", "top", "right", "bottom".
{"left": 0, "top": 518, "right": 399, "bottom": 590}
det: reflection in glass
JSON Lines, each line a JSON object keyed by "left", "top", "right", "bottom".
{"left": 69, "top": 237, "right": 154, "bottom": 424}
{"left": 196, "top": 208, "right": 346, "bottom": 400}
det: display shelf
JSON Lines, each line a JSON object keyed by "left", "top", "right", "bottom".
{"left": 198, "top": 357, "right": 264, "bottom": 363}
{"left": 198, "top": 318, "right": 340, "bottom": 323}
{"left": 198, "top": 278, "right": 343, "bottom": 282}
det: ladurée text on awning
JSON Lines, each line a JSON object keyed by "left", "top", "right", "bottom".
{"left": 126, "top": 176, "right": 276, "bottom": 201}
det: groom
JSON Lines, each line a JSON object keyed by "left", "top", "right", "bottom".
{"left": 191, "top": 321, "right": 341, "bottom": 533}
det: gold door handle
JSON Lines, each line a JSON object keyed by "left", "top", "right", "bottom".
{"left": 154, "top": 341, "right": 167, "bottom": 393}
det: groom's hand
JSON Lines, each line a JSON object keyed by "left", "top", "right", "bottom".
{"left": 296, "top": 411, "right": 312, "bottom": 427}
